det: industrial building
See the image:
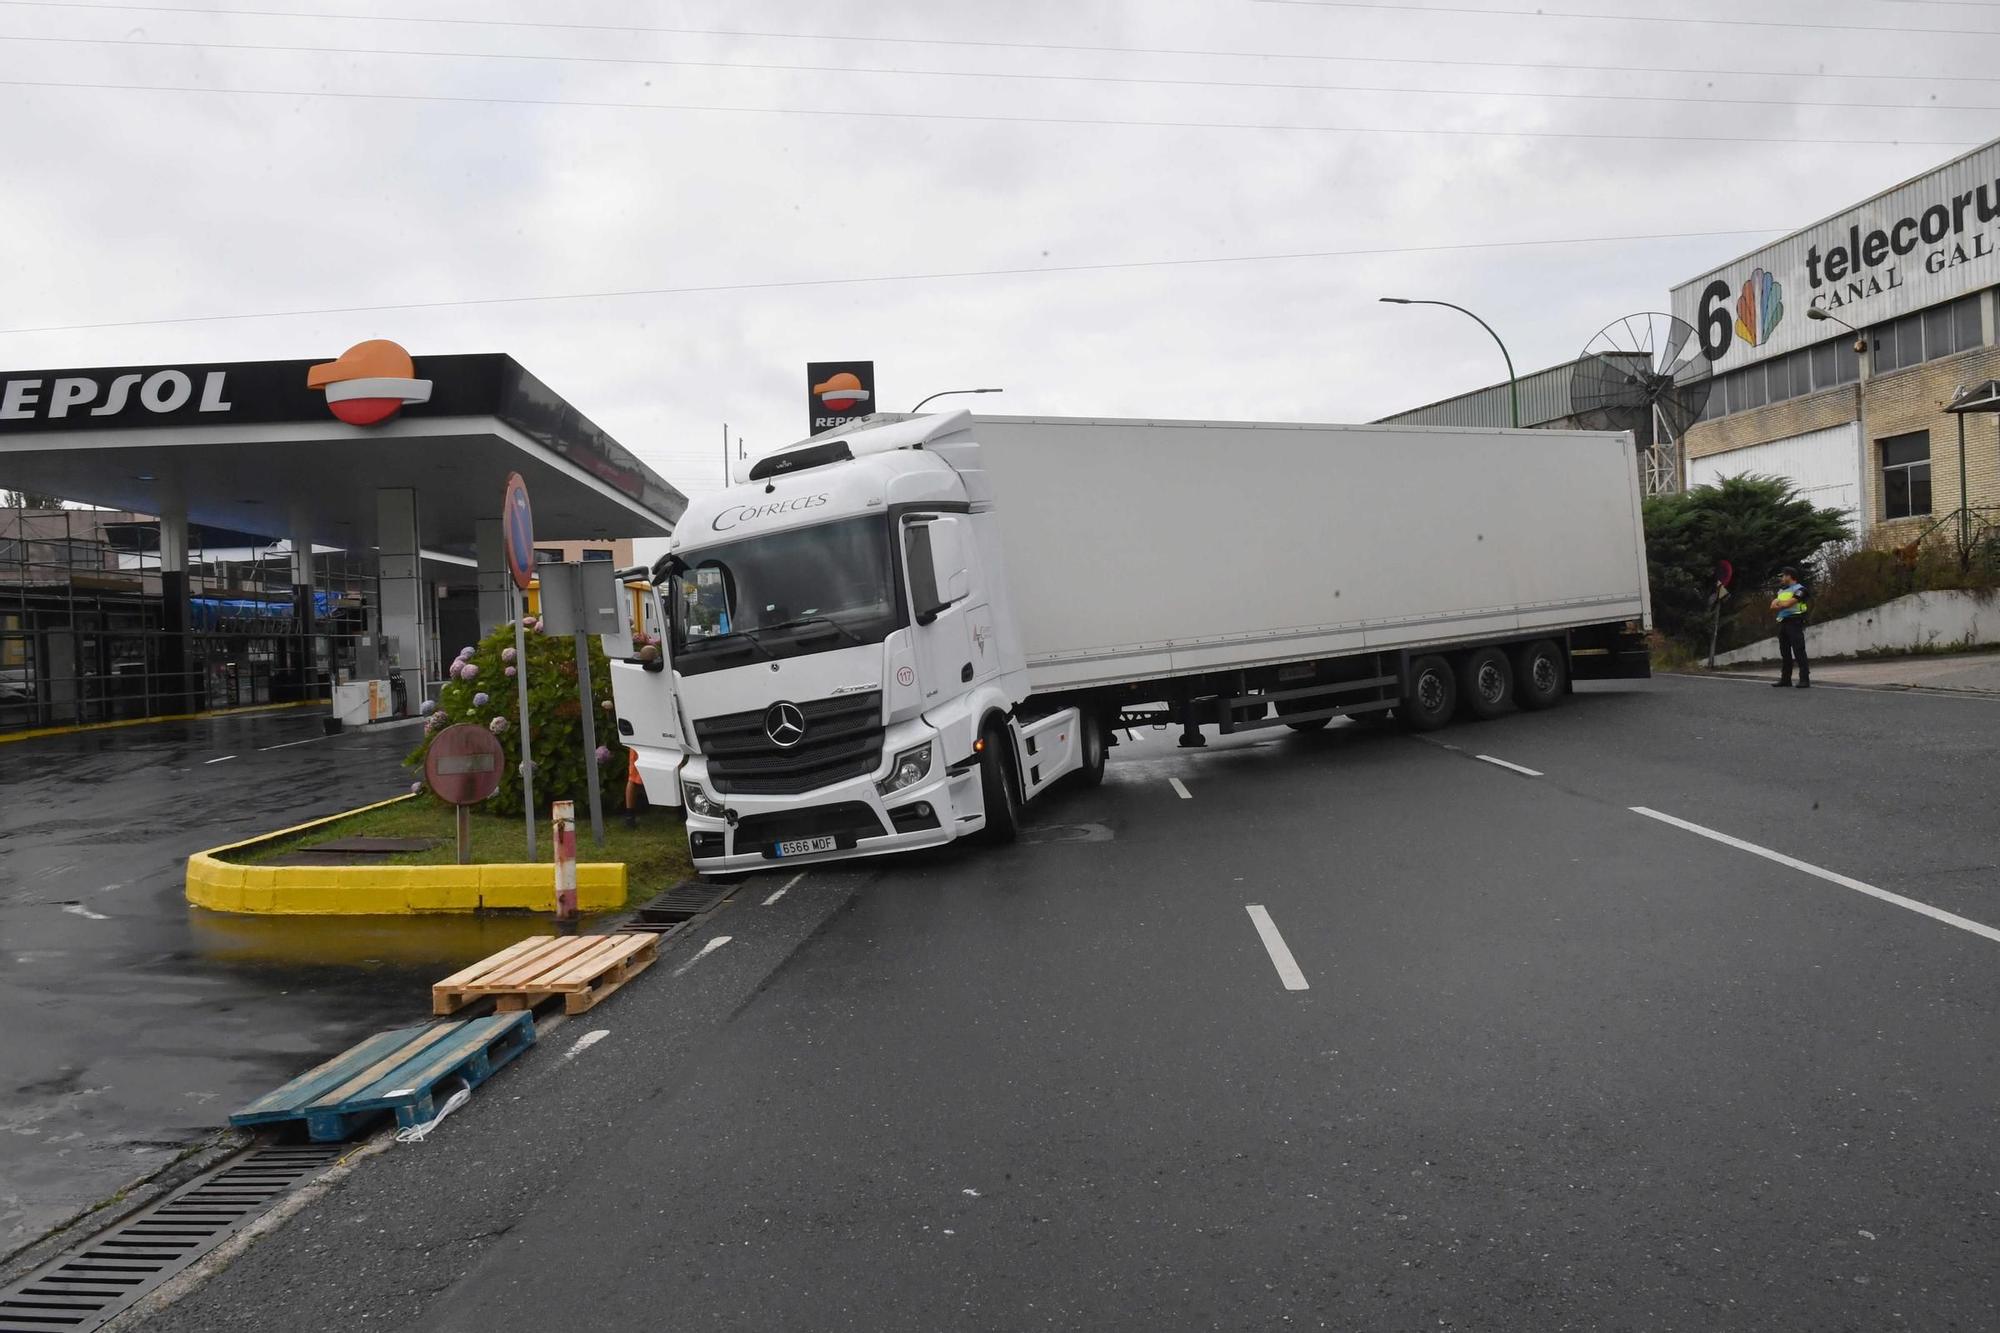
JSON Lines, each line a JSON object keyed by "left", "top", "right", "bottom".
{"left": 1672, "top": 138, "right": 2000, "bottom": 549}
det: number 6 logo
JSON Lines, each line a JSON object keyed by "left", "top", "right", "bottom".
{"left": 1697, "top": 278, "right": 1735, "bottom": 362}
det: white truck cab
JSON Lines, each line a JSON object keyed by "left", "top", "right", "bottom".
{"left": 611, "top": 411, "right": 1087, "bottom": 873}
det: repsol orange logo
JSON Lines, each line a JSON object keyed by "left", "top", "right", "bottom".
{"left": 307, "top": 339, "right": 432, "bottom": 426}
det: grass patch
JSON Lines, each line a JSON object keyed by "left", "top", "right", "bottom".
{"left": 229, "top": 795, "right": 692, "bottom": 888}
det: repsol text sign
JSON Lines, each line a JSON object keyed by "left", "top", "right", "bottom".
{"left": 0, "top": 368, "right": 233, "bottom": 423}
{"left": 1671, "top": 140, "right": 2000, "bottom": 374}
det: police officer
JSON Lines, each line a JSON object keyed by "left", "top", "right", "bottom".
{"left": 1770, "top": 566, "right": 1811, "bottom": 689}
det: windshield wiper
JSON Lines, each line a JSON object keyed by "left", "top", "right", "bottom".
{"left": 682, "top": 629, "right": 773, "bottom": 660}
{"left": 746, "top": 615, "right": 863, "bottom": 648}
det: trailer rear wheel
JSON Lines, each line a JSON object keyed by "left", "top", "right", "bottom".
{"left": 1399, "top": 655, "right": 1456, "bottom": 731}
{"left": 1513, "top": 639, "right": 1566, "bottom": 710}
{"left": 1458, "top": 647, "right": 1514, "bottom": 720}
{"left": 978, "top": 723, "right": 1022, "bottom": 844}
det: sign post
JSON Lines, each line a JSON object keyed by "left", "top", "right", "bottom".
{"left": 503, "top": 472, "right": 538, "bottom": 861}
{"left": 551, "top": 799, "right": 577, "bottom": 923}
{"left": 423, "top": 723, "right": 506, "bottom": 865}
{"left": 536, "top": 561, "right": 614, "bottom": 847}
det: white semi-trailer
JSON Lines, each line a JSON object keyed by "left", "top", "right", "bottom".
{"left": 610, "top": 412, "right": 1651, "bottom": 874}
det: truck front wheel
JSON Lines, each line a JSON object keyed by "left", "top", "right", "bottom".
{"left": 1399, "top": 655, "right": 1456, "bottom": 731}
{"left": 978, "top": 724, "right": 1022, "bottom": 844}
{"left": 1074, "top": 712, "right": 1108, "bottom": 787}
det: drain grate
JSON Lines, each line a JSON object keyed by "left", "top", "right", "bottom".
{"left": 627, "top": 880, "right": 734, "bottom": 933}
{"left": 0, "top": 1144, "right": 342, "bottom": 1332}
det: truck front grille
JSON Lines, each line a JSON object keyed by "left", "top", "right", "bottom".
{"left": 694, "top": 691, "right": 884, "bottom": 796}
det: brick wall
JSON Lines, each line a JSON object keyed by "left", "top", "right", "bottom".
{"left": 1681, "top": 345, "right": 2000, "bottom": 546}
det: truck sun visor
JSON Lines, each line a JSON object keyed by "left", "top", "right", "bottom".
{"left": 748, "top": 439, "right": 854, "bottom": 481}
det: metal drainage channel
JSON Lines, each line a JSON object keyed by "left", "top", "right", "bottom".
{"left": 0, "top": 1144, "right": 342, "bottom": 1332}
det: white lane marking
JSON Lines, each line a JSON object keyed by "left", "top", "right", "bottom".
{"left": 673, "top": 934, "right": 734, "bottom": 976}
{"left": 1244, "top": 905, "right": 1310, "bottom": 991}
{"left": 204, "top": 754, "right": 237, "bottom": 764}
{"left": 1631, "top": 806, "right": 2000, "bottom": 947}
{"left": 259, "top": 735, "right": 330, "bottom": 752}
{"left": 562, "top": 1029, "right": 611, "bottom": 1062}
{"left": 763, "top": 872, "right": 805, "bottom": 906}
{"left": 1168, "top": 777, "right": 1192, "bottom": 800}
{"left": 61, "top": 903, "right": 108, "bottom": 921}
{"left": 1475, "top": 754, "right": 1543, "bottom": 777}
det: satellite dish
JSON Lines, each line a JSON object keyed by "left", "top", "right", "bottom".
{"left": 1569, "top": 313, "right": 1714, "bottom": 494}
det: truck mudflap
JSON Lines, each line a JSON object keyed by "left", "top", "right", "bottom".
{"left": 1569, "top": 623, "right": 1653, "bottom": 680}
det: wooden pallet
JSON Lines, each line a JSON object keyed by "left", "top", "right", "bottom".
{"left": 229, "top": 1012, "right": 535, "bottom": 1142}
{"left": 431, "top": 933, "right": 659, "bottom": 1016}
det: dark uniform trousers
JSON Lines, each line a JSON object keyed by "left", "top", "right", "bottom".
{"left": 1777, "top": 617, "right": 1810, "bottom": 684}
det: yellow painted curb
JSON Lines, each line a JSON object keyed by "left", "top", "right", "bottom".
{"left": 0, "top": 698, "right": 325, "bottom": 746}
{"left": 185, "top": 794, "right": 630, "bottom": 915}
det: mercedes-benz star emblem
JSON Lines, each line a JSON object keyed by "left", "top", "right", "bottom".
{"left": 764, "top": 701, "right": 807, "bottom": 749}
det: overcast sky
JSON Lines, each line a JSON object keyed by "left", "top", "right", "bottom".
{"left": 2, "top": 0, "right": 1991, "bottom": 503}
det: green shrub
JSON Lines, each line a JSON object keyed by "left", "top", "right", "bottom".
{"left": 406, "top": 617, "right": 626, "bottom": 817}
{"left": 1644, "top": 475, "right": 1850, "bottom": 647}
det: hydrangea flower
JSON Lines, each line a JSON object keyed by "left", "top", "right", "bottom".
{"left": 410, "top": 780, "right": 424, "bottom": 794}
{"left": 489, "top": 715, "right": 509, "bottom": 734}
{"left": 472, "top": 692, "right": 490, "bottom": 708}
{"left": 417, "top": 699, "right": 435, "bottom": 715}
{"left": 501, "top": 646, "right": 517, "bottom": 664}
{"left": 595, "top": 745, "right": 612, "bottom": 764}
{"left": 461, "top": 663, "right": 480, "bottom": 680}
{"left": 504, "top": 665, "right": 517, "bottom": 678}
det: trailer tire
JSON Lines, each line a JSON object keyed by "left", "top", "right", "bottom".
{"left": 1284, "top": 716, "right": 1332, "bottom": 733}
{"left": 1074, "top": 711, "right": 1108, "bottom": 787}
{"left": 1458, "top": 647, "right": 1514, "bottom": 720}
{"left": 978, "top": 723, "right": 1022, "bottom": 844}
{"left": 1513, "top": 639, "right": 1566, "bottom": 710}
{"left": 1399, "top": 655, "right": 1456, "bottom": 731}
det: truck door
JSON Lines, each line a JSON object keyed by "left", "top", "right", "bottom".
{"left": 903, "top": 515, "right": 976, "bottom": 707}
{"left": 610, "top": 575, "right": 687, "bottom": 787}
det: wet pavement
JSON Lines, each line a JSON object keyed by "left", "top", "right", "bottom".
{"left": 0, "top": 709, "right": 550, "bottom": 1260}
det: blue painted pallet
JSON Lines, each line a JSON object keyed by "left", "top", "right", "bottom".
{"left": 229, "top": 1012, "right": 536, "bottom": 1142}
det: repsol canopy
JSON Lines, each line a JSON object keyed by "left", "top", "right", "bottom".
{"left": 0, "top": 350, "right": 685, "bottom": 551}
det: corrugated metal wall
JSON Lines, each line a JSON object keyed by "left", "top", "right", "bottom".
{"left": 1377, "top": 361, "right": 1582, "bottom": 428}
{"left": 1686, "top": 422, "right": 1862, "bottom": 535}
{"left": 1377, "top": 355, "right": 1651, "bottom": 429}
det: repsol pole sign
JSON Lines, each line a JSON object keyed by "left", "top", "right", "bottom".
{"left": 806, "top": 360, "right": 875, "bottom": 436}
{"left": 1672, "top": 140, "right": 2000, "bottom": 374}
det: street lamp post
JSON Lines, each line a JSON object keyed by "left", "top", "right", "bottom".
{"left": 911, "top": 388, "right": 1003, "bottom": 413}
{"left": 1380, "top": 298, "right": 1519, "bottom": 428}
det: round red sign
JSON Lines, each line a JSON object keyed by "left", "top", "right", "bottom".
{"left": 424, "top": 722, "right": 506, "bottom": 806}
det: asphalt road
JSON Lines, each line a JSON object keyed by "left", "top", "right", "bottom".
{"left": 131, "top": 675, "right": 2000, "bottom": 1331}
{"left": 0, "top": 709, "right": 520, "bottom": 1260}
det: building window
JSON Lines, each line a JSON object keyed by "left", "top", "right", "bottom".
{"left": 533, "top": 547, "right": 564, "bottom": 565}
{"left": 1871, "top": 292, "right": 1982, "bottom": 373}
{"left": 1880, "top": 432, "right": 1932, "bottom": 520}
{"left": 579, "top": 549, "right": 612, "bottom": 562}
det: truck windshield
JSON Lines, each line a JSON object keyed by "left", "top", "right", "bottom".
{"left": 670, "top": 516, "right": 900, "bottom": 670}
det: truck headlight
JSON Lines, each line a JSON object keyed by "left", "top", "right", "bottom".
{"left": 682, "top": 781, "right": 724, "bottom": 818}
{"left": 875, "top": 742, "right": 934, "bottom": 796}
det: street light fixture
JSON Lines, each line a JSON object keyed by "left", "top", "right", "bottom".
{"left": 1807, "top": 305, "right": 1870, "bottom": 354}
{"left": 1380, "top": 297, "right": 1520, "bottom": 428}
{"left": 911, "top": 388, "right": 1003, "bottom": 413}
